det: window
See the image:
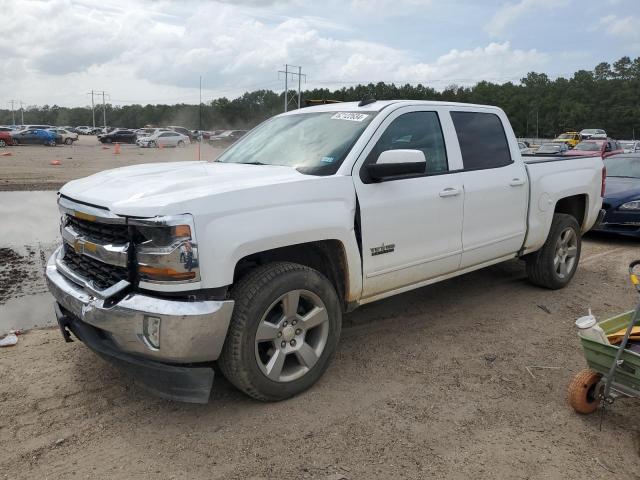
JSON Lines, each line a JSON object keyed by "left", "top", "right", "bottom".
{"left": 451, "top": 111, "right": 512, "bottom": 170}
{"left": 366, "top": 111, "right": 448, "bottom": 175}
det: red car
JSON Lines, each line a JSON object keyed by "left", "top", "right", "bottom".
{"left": 565, "top": 139, "right": 624, "bottom": 158}
{"left": 0, "top": 131, "right": 14, "bottom": 147}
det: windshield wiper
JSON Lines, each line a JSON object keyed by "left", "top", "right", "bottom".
{"left": 607, "top": 175, "right": 639, "bottom": 179}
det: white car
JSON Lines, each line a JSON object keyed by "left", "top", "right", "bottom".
{"left": 136, "top": 130, "right": 190, "bottom": 148}
{"left": 580, "top": 128, "right": 607, "bottom": 140}
{"left": 49, "top": 128, "right": 79, "bottom": 145}
{"left": 620, "top": 140, "right": 640, "bottom": 153}
{"left": 518, "top": 141, "right": 533, "bottom": 154}
{"left": 47, "top": 100, "right": 605, "bottom": 403}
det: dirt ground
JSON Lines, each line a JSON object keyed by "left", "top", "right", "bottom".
{"left": 0, "top": 136, "right": 225, "bottom": 191}
{"left": 1, "top": 233, "right": 640, "bottom": 479}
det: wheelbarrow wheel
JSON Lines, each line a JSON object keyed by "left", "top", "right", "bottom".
{"left": 567, "top": 368, "right": 601, "bottom": 414}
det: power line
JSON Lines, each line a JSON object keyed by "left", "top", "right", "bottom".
{"left": 278, "top": 64, "right": 306, "bottom": 112}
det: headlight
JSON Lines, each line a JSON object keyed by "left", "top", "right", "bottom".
{"left": 620, "top": 200, "right": 640, "bottom": 211}
{"left": 131, "top": 214, "right": 200, "bottom": 284}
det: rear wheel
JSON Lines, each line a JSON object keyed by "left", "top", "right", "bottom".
{"left": 567, "top": 368, "right": 602, "bottom": 414}
{"left": 104, "top": 138, "right": 112, "bottom": 144}
{"left": 177, "top": 140, "right": 185, "bottom": 148}
{"left": 0, "top": 139, "right": 5, "bottom": 147}
{"left": 219, "top": 262, "right": 342, "bottom": 401}
{"left": 526, "top": 213, "right": 581, "bottom": 289}
{"left": 149, "top": 140, "right": 156, "bottom": 148}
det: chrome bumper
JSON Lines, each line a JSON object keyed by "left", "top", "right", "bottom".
{"left": 46, "top": 247, "right": 234, "bottom": 363}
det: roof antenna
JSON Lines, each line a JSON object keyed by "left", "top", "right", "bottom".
{"left": 358, "top": 98, "right": 376, "bottom": 107}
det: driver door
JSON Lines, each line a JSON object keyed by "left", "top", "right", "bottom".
{"left": 353, "top": 107, "right": 465, "bottom": 299}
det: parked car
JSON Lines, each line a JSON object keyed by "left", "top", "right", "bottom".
{"left": 98, "top": 129, "right": 137, "bottom": 144}
{"left": 518, "top": 141, "right": 533, "bottom": 154}
{"left": 136, "top": 130, "right": 190, "bottom": 148}
{"left": 208, "top": 129, "right": 247, "bottom": 146}
{"left": 580, "top": 129, "right": 607, "bottom": 140}
{"left": 136, "top": 127, "right": 171, "bottom": 139}
{"left": 620, "top": 140, "right": 640, "bottom": 153}
{"left": 11, "top": 128, "right": 57, "bottom": 146}
{"left": 166, "top": 126, "right": 196, "bottom": 140}
{"left": 49, "top": 128, "right": 79, "bottom": 145}
{"left": 0, "top": 131, "right": 14, "bottom": 147}
{"left": 0, "top": 126, "right": 16, "bottom": 132}
{"left": 23, "top": 124, "right": 53, "bottom": 131}
{"left": 76, "top": 126, "right": 101, "bottom": 135}
{"left": 591, "top": 154, "right": 640, "bottom": 237}
{"left": 47, "top": 100, "right": 605, "bottom": 403}
{"left": 535, "top": 142, "right": 569, "bottom": 155}
{"left": 565, "top": 139, "right": 624, "bottom": 158}
{"left": 553, "top": 132, "right": 581, "bottom": 148}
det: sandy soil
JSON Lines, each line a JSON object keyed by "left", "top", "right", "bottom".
{"left": 0, "top": 136, "right": 225, "bottom": 191}
{"left": 1, "top": 234, "right": 639, "bottom": 479}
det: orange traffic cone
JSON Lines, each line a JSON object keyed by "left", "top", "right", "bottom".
{"left": 50, "top": 160, "right": 61, "bottom": 166}
{"left": 114, "top": 143, "right": 121, "bottom": 155}
{"left": 158, "top": 142, "right": 164, "bottom": 150}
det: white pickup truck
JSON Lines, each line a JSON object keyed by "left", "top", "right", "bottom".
{"left": 47, "top": 100, "right": 605, "bottom": 403}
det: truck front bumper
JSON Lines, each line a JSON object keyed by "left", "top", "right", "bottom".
{"left": 45, "top": 249, "right": 235, "bottom": 403}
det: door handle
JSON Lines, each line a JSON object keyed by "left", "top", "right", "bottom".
{"left": 439, "top": 187, "right": 461, "bottom": 197}
{"left": 509, "top": 178, "right": 525, "bottom": 186}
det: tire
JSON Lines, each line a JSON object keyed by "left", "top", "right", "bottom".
{"left": 567, "top": 368, "right": 601, "bottom": 414}
{"left": 219, "top": 262, "right": 342, "bottom": 401}
{"left": 48, "top": 140, "right": 56, "bottom": 147}
{"left": 149, "top": 141, "right": 156, "bottom": 148}
{"left": 177, "top": 140, "right": 185, "bottom": 148}
{"left": 104, "top": 138, "right": 112, "bottom": 144}
{"left": 64, "top": 137, "right": 73, "bottom": 145}
{"left": 526, "top": 213, "right": 581, "bottom": 289}
{"left": 0, "top": 139, "right": 5, "bottom": 147}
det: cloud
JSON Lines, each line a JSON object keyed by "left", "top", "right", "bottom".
{"left": 485, "top": 0, "right": 566, "bottom": 37}
{"left": 600, "top": 14, "right": 640, "bottom": 39}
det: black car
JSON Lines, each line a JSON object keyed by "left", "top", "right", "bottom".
{"left": 592, "top": 154, "right": 640, "bottom": 238}
{"left": 98, "top": 129, "right": 137, "bottom": 144}
{"left": 167, "top": 126, "right": 196, "bottom": 140}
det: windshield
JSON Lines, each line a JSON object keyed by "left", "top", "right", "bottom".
{"left": 574, "top": 141, "right": 602, "bottom": 151}
{"left": 557, "top": 134, "right": 573, "bottom": 139}
{"left": 604, "top": 156, "right": 640, "bottom": 178}
{"left": 215, "top": 111, "right": 377, "bottom": 175}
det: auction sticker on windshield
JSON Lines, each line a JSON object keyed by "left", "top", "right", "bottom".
{"left": 331, "top": 112, "right": 369, "bottom": 122}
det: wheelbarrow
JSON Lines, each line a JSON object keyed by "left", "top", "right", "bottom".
{"left": 567, "top": 260, "right": 640, "bottom": 414}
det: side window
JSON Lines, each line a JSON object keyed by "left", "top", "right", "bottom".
{"left": 451, "top": 111, "right": 512, "bottom": 170}
{"left": 367, "top": 111, "right": 448, "bottom": 175}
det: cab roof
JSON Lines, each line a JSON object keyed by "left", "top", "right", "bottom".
{"left": 283, "top": 100, "right": 503, "bottom": 114}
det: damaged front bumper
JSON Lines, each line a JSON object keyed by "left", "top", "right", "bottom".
{"left": 46, "top": 248, "right": 234, "bottom": 403}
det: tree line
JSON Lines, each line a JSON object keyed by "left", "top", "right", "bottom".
{"left": 1, "top": 56, "right": 639, "bottom": 139}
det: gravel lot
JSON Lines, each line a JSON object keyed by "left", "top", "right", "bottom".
{"left": 0, "top": 136, "right": 224, "bottom": 191}
{"left": 1, "top": 238, "right": 639, "bottom": 479}
{"left": 0, "top": 141, "right": 639, "bottom": 479}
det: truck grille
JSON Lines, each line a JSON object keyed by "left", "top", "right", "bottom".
{"left": 66, "top": 215, "right": 129, "bottom": 245}
{"left": 61, "top": 245, "right": 129, "bottom": 291}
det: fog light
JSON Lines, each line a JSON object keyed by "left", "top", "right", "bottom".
{"left": 143, "top": 316, "right": 161, "bottom": 349}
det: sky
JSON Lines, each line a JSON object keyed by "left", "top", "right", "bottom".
{"left": 1, "top": 0, "right": 639, "bottom": 108}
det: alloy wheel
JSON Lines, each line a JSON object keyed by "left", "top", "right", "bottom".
{"left": 554, "top": 227, "right": 578, "bottom": 279}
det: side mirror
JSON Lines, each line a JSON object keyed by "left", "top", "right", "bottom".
{"left": 366, "top": 149, "right": 426, "bottom": 182}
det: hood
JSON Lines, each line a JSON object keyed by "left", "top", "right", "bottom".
{"left": 59, "top": 161, "right": 325, "bottom": 217}
{"left": 604, "top": 176, "right": 640, "bottom": 202}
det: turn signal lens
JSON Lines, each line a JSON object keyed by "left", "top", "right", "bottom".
{"left": 138, "top": 265, "right": 196, "bottom": 281}
{"left": 172, "top": 225, "right": 191, "bottom": 238}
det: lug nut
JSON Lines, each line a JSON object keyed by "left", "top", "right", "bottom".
{"left": 295, "top": 329, "right": 302, "bottom": 335}
{"left": 290, "top": 339, "right": 296, "bottom": 347}
{"left": 292, "top": 320, "right": 297, "bottom": 326}
{"left": 283, "top": 320, "right": 288, "bottom": 327}
{"left": 277, "top": 331, "right": 282, "bottom": 338}
{"left": 281, "top": 341, "right": 286, "bottom": 348}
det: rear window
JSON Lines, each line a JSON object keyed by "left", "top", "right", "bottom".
{"left": 451, "top": 112, "right": 512, "bottom": 170}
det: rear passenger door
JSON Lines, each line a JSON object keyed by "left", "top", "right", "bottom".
{"left": 450, "top": 110, "right": 528, "bottom": 268}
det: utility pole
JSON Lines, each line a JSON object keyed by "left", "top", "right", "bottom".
{"left": 100, "top": 91, "right": 107, "bottom": 129}
{"left": 88, "top": 91, "right": 96, "bottom": 128}
{"left": 198, "top": 75, "right": 202, "bottom": 161}
{"left": 8, "top": 100, "right": 16, "bottom": 125}
{"left": 19, "top": 101, "right": 25, "bottom": 125}
{"left": 536, "top": 110, "right": 539, "bottom": 141}
{"left": 278, "top": 64, "right": 306, "bottom": 112}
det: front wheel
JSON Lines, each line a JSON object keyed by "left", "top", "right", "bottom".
{"left": 177, "top": 140, "right": 185, "bottom": 148}
{"left": 526, "top": 213, "right": 581, "bottom": 289}
{"left": 219, "top": 262, "right": 342, "bottom": 401}
{"left": 0, "top": 139, "right": 5, "bottom": 147}
{"left": 64, "top": 137, "right": 73, "bottom": 145}
{"left": 567, "top": 368, "right": 602, "bottom": 414}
